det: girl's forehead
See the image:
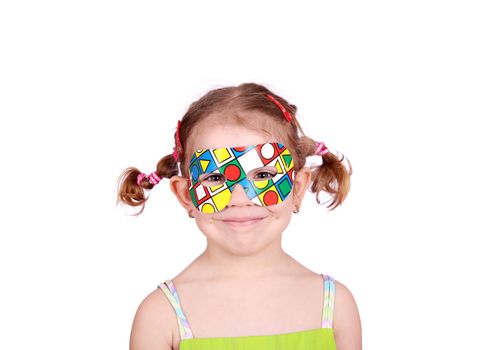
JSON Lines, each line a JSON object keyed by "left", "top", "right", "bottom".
{"left": 188, "top": 122, "right": 281, "bottom": 153}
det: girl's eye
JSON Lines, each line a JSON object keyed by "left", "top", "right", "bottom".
{"left": 249, "top": 166, "right": 278, "bottom": 181}
{"left": 200, "top": 173, "right": 226, "bottom": 185}
{"left": 207, "top": 174, "right": 223, "bottom": 181}
{"left": 254, "top": 171, "right": 276, "bottom": 180}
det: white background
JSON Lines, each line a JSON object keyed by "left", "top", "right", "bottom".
{"left": 1, "top": 1, "right": 483, "bottom": 349}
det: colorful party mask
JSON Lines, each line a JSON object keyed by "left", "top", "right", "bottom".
{"left": 188, "top": 142, "right": 295, "bottom": 213}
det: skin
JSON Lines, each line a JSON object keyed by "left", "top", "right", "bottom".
{"left": 129, "top": 113, "right": 362, "bottom": 350}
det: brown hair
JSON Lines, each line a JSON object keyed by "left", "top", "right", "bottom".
{"left": 116, "top": 82, "right": 352, "bottom": 215}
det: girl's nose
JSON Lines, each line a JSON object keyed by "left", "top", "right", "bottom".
{"left": 226, "top": 183, "right": 253, "bottom": 207}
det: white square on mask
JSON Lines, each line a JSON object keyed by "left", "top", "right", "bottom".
{"left": 235, "top": 148, "right": 266, "bottom": 176}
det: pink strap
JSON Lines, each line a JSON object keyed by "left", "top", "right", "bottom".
{"left": 158, "top": 280, "right": 194, "bottom": 339}
{"left": 321, "top": 273, "right": 335, "bottom": 328}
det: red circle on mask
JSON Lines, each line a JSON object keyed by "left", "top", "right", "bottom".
{"left": 263, "top": 190, "right": 278, "bottom": 205}
{"left": 233, "top": 146, "right": 248, "bottom": 152}
{"left": 224, "top": 164, "right": 241, "bottom": 181}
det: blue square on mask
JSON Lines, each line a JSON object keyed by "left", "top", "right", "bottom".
{"left": 230, "top": 177, "right": 257, "bottom": 200}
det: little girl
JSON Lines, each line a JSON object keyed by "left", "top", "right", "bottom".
{"left": 117, "top": 83, "right": 362, "bottom": 350}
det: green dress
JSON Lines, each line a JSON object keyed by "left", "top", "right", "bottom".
{"left": 158, "top": 274, "right": 337, "bottom": 350}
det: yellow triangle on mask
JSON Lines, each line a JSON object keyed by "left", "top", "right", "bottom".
{"left": 200, "top": 159, "right": 210, "bottom": 172}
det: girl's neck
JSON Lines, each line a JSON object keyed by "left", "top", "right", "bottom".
{"left": 188, "top": 245, "right": 304, "bottom": 281}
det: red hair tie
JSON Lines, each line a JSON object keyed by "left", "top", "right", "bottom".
{"left": 172, "top": 120, "right": 182, "bottom": 162}
{"left": 265, "top": 94, "right": 292, "bottom": 122}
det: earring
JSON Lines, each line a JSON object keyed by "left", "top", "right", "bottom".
{"left": 293, "top": 206, "right": 300, "bottom": 214}
{"left": 187, "top": 209, "right": 195, "bottom": 218}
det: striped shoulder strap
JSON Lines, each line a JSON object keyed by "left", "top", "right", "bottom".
{"left": 157, "top": 280, "right": 194, "bottom": 339}
{"left": 321, "top": 274, "right": 336, "bottom": 328}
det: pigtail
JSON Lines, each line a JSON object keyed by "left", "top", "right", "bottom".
{"left": 298, "top": 136, "right": 353, "bottom": 210}
{"left": 116, "top": 153, "right": 179, "bottom": 216}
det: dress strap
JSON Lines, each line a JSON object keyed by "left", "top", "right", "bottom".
{"left": 320, "top": 273, "right": 336, "bottom": 328}
{"left": 157, "top": 280, "right": 194, "bottom": 339}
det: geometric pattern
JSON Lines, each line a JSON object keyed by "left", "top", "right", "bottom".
{"left": 188, "top": 142, "right": 295, "bottom": 213}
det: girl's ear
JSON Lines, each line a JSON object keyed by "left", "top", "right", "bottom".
{"left": 169, "top": 176, "right": 194, "bottom": 210}
{"left": 292, "top": 167, "right": 312, "bottom": 207}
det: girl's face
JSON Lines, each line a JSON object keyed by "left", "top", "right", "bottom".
{"left": 170, "top": 112, "right": 311, "bottom": 256}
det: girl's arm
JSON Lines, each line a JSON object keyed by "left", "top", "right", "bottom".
{"left": 333, "top": 281, "right": 363, "bottom": 350}
{"left": 129, "top": 289, "right": 174, "bottom": 350}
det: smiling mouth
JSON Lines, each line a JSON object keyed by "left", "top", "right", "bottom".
{"left": 221, "top": 217, "right": 265, "bottom": 226}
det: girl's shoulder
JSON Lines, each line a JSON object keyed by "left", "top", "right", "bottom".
{"left": 129, "top": 287, "right": 177, "bottom": 350}
{"left": 332, "top": 279, "right": 362, "bottom": 350}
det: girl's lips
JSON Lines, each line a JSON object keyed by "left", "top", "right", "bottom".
{"left": 221, "top": 217, "right": 265, "bottom": 226}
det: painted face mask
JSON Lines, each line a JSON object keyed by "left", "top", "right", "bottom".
{"left": 188, "top": 142, "right": 295, "bottom": 213}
